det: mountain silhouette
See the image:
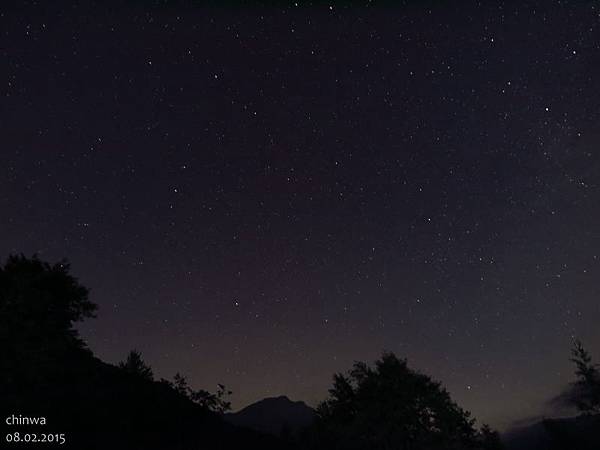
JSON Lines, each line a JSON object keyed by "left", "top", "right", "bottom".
{"left": 225, "top": 395, "right": 316, "bottom": 437}
{"left": 0, "top": 255, "right": 290, "bottom": 450}
{"left": 1, "top": 255, "right": 512, "bottom": 449}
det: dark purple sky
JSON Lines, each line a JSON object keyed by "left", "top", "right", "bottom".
{"left": 2, "top": 1, "right": 600, "bottom": 430}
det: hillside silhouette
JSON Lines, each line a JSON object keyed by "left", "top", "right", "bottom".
{"left": 2, "top": 254, "right": 598, "bottom": 449}
{"left": 0, "top": 255, "right": 284, "bottom": 450}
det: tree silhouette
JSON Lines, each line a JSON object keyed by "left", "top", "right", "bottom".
{"left": 0, "top": 254, "right": 97, "bottom": 395}
{"left": 191, "top": 383, "right": 233, "bottom": 414}
{"left": 0, "top": 254, "right": 96, "bottom": 347}
{"left": 119, "top": 349, "right": 154, "bottom": 381}
{"left": 164, "top": 372, "right": 232, "bottom": 413}
{"left": 568, "top": 340, "right": 600, "bottom": 415}
{"left": 172, "top": 371, "right": 190, "bottom": 395}
{"left": 314, "top": 352, "right": 489, "bottom": 450}
{"left": 0, "top": 254, "right": 286, "bottom": 450}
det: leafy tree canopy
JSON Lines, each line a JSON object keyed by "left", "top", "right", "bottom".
{"left": 315, "top": 352, "right": 498, "bottom": 450}
{"left": 0, "top": 254, "right": 96, "bottom": 342}
{"left": 0, "top": 254, "right": 97, "bottom": 381}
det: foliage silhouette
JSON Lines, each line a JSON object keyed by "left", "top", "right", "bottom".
{"left": 1, "top": 254, "right": 513, "bottom": 450}
{"left": 119, "top": 350, "right": 154, "bottom": 381}
{"left": 0, "top": 255, "right": 285, "bottom": 450}
{"left": 536, "top": 340, "right": 600, "bottom": 449}
{"left": 192, "top": 383, "right": 233, "bottom": 414}
{"left": 161, "top": 372, "right": 232, "bottom": 413}
{"left": 1, "top": 254, "right": 96, "bottom": 408}
{"left": 568, "top": 340, "right": 600, "bottom": 415}
{"left": 508, "top": 342, "right": 600, "bottom": 450}
{"left": 0, "top": 254, "right": 96, "bottom": 348}
{"left": 312, "top": 352, "right": 501, "bottom": 450}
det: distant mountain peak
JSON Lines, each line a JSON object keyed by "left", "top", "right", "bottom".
{"left": 225, "top": 395, "right": 316, "bottom": 437}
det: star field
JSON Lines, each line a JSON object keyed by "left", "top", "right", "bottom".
{"left": 1, "top": 1, "right": 600, "bottom": 430}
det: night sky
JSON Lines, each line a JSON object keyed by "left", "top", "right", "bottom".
{"left": 2, "top": 1, "right": 600, "bottom": 430}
